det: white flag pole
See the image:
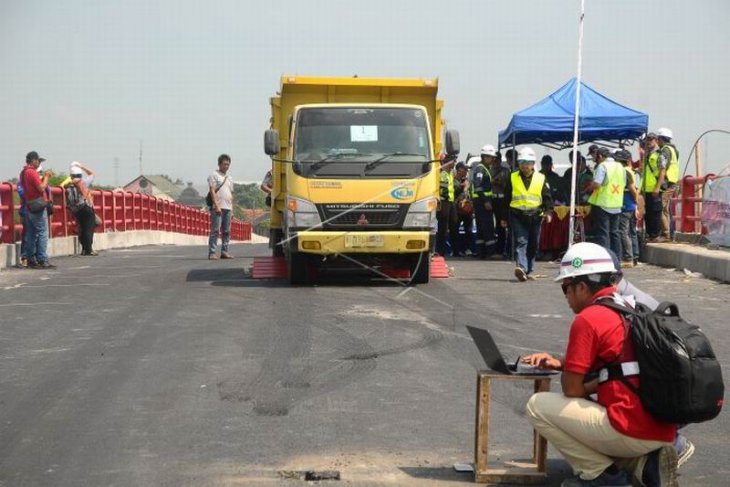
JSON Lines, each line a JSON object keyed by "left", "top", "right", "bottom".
{"left": 568, "top": 0, "right": 586, "bottom": 248}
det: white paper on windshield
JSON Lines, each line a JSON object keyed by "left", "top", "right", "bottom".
{"left": 350, "top": 125, "right": 378, "bottom": 142}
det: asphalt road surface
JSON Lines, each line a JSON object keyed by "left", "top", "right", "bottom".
{"left": 1, "top": 242, "right": 727, "bottom": 486}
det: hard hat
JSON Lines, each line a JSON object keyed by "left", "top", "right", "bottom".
{"left": 70, "top": 161, "right": 83, "bottom": 176}
{"left": 480, "top": 144, "right": 497, "bottom": 157}
{"left": 516, "top": 147, "right": 536, "bottom": 163}
{"left": 656, "top": 127, "right": 673, "bottom": 139}
{"left": 554, "top": 242, "right": 617, "bottom": 282}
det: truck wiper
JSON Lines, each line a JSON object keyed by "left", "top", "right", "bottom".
{"left": 309, "top": 152, "right": 373, "bottom": 171}
{"left": 308, "top": 155, "right": 344, "bottom": 171}
{"left": 364, "top": 153, "right": 425, "bottom": 172}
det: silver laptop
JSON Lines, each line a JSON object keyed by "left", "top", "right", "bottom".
{"left": 466, "top": 325, "right": 556, "bottom": 376}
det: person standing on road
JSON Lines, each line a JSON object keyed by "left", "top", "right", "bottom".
{"left": 587, "top": 147, "right": 626, "bottom": 257}
{"left": 453, "top": 161, "right": 473, "bottom": 256}
{"left": 436, "top": 155, "right": 457, "bottom": 256}
{"left": 260, "top": 169, "right": 273, "bottom": 207}
{"left": 488, "top": 149, "right": 511, "bottom": 259}
{"left": 522, "top": 242, "right": 678, "bottom": 487}
{"left": 540, "top": 155, "right": 567, "bottom": 204}
{"left": 65, "top": 162, "right": 98, "bottom": 256}
{"left": 503, "top": 147, "right": 553, "bottom": 281}
{"left": 655, "top": 128, "right": 679, "bottom": 240}
{"left": 16, "top": 167, "right": 30, "bottom": 268}
{"left": 20, "top": 151, "right": 56, "bottom": 269}
{"left": 470, "top": 145, "right": 497, "bottom": 259}
{"left": 640, "top": 133, "right": 664, "bottom": 241}
{"left": 614, "top": 150, "right": 639, "bottom": 267}
{"left": 207, "top": 154, "right": 235, "bottom": 260}
{"left": 562, "top": 150, "right": 593, "bottom": 206}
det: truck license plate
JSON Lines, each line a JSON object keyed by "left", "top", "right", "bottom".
{"left": 345, "top": 234, "right": 384, "bottom": 248}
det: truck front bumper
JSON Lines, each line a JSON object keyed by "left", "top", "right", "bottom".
{"left": 294, "top": 230, "right": 432, "bottom": 255}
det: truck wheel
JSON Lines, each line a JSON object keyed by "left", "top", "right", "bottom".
{"left": 410, "top": 252, "right": 430, "bottom": 284}
{"left": 288, "top": 252, "right": 309, "bottom": 285}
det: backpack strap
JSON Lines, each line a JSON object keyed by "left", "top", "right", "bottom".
{"left": 592, "top": 297, "right": 642, "bottom": 396}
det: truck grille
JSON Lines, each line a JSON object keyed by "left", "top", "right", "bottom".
{"left": 320, "top": 203, "right": 405, "bottom": 228}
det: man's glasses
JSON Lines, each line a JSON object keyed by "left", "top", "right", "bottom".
{"left": 561, "top": 282, "right": 572, "bottom": 295}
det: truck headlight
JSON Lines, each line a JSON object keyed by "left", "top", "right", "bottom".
{"left": 286, "top": 196, "right": 322, "bottom": 229}
{"left": 403, "top": 197, "right": 437, "bottom": 229}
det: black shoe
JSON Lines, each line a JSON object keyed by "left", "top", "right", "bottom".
{"left": 28, "top": 261, "right": 40, "bottom": 269}
{"left": 34, "top": 262, "right": 56, "bottom": 269}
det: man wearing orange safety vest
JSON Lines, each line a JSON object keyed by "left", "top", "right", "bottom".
{"left": 502, "top": 147, "right": 553, "bottom": 282}
{"left": 587, "top": 147, "right": 626, "bottom": 257}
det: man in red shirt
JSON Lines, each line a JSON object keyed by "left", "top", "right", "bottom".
{"left": 20, "top": 151, "right": 56, "bottom": 269}
{"left": 522, "top": 242, "right": 677, "bottom": 487}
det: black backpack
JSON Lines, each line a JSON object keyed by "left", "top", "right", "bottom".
{"left": 598, "top": 300, "right": 724, "bottom": 424}
{"left": 65, "top": 185, "right": 88, "bottom": 214}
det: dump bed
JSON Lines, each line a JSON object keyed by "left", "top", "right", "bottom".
{"left": 270, "top": 75, "right": 443, "bottom": 158}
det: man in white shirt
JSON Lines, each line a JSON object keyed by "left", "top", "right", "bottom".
{"left": 207, "top": 154, "right": 235, "bottom": 259}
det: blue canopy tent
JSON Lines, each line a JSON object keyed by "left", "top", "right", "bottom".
{"left": 498, "top": 78, "right": 648, "bottom": 148}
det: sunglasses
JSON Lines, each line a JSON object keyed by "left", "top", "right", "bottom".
{"left": 561, "top": 281, "right": 573, "bottom": 295}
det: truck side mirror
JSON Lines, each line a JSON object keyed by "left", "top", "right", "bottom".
{"left": 444, "top": 129, "right": 460, "bottom": 157}
{"left": 264, "top": 129, "right": 280, "bottom": 156}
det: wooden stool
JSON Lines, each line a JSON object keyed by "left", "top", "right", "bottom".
{"left": 474, "top": 371, "right": 552, "bottom": 484}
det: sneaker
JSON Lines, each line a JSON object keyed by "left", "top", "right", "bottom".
{"left": 561, "top": 469, "right": 630, "bottom": 487}
{"left": 514, "top": 267, "right": 527, "bottom": 282}
{"left": 28, "top": 260, "right": 40, "bottom": 269}
{"left": 17, "top": 257, "right": 29, "bottom": 269}
{"left": 35, "top": 262, "right": 57, "bottom": 269}
{"left": 208, "top": 254, "right": 219, "bottom": 260}
{"left": 220, "top": 252, "right": 234, "bottom": 259}
{"left": 674, "top": 434, "right": 695, "bottom": 468}
{"left": 621, "top": 259, "right": 635, "bottom": 268}
{"left": 641, "top": 446, "right": 678, "bottom": 487}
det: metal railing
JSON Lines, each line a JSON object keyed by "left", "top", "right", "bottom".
{"left": 672, "top": 174, "right": 716, "bottom": 234}
{"left": 0, "top": 183, "right": 251, "bottom": 244}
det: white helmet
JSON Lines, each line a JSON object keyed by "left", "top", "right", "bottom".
{"left": 656, "top": 127, "right": 673, "bottom": 139}
{"left": 554, "top": 242, "right": 617, "bottom": 282}
{"left": 70, "top": 161, "right": 83, "bottom": 176}
{"left": 516, "top": 147, "right": 536, "bottom": 163}
{"left": 480, "top": 144, "right": 497, "bottom": 157}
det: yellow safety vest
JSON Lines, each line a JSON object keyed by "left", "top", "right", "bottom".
{"left": 643, "top": 151, "right": 660, "bottom": 193}
{"left": 588, "top": 160, "right": 625, "bottom": 209}
{"left": 510, "top": 171, "right": 545, "bottom": 211}
{"left": 440, "top": 170, "right": 455, "bottom": 202}
{"left": 663, "top": 144, "right": 679, "bottom": 184}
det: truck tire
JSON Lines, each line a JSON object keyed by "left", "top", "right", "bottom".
{"left": 288, "top": 252, "right": 309, "bottom": 285}
{"left": 410, "top": 252, "right": 430, "bottom": 284}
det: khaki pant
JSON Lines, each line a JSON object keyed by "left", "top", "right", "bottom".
{"left": 526, "top": 392, "right": 669, "bottom": 481}
{"left": 660, "top": 187, "right": 676, "bottom": 238}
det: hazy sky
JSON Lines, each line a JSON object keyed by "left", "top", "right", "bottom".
{"left": 2, "top": 0, "right": 729, "bottom": 186}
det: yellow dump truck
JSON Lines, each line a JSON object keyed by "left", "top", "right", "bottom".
{"left": 264, "top": 75, "right": 459, "bottom": 284}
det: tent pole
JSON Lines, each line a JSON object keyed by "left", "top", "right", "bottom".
{"left": 568, "top": 0, "right": 586, "bottom": 248}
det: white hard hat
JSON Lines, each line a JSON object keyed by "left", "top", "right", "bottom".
{"left": 656, "top": 127, "right": 673, "bottom": 139}
{"left": 554, "top": 242, "right": 617, "bottom": 282}
{"left": 516, "top": 147, "right": 536, "bottom": 163}
{"left": 480, "top": 144, "right": 497, "bottom": 157}
{"left": 70, "top": 161, "right": 82, "bottom": 175}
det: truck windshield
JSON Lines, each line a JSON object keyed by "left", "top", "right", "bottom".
{"left": 294, "top": 107, "right": 430, "bottom": 166}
